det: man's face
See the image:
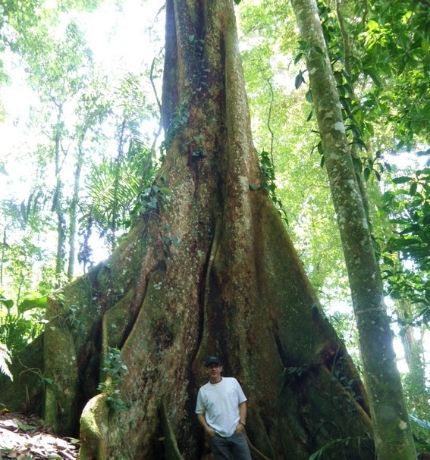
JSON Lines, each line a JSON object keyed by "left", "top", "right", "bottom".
{"left": 206, "top": 363, "right": 223, "bottom": 380}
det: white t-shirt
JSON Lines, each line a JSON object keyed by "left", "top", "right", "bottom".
{"left": 195, "top": 377, "right": 247, "bottom": 437}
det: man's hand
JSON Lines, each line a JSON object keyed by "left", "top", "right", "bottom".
{"left": 235, "top": 422, "right": 245, "bottom": 434}
{"left": 198, "top": 414, "right": 216, "bottom": 437}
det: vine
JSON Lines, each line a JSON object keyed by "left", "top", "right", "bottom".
{"left": 97, "top": 347, "right": 128, "bottom": 412}
{"left": 257, "top": 150, "right": 288, "bottom": 225}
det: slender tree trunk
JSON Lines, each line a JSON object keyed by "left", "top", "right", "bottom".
{"left": 289, "top": 0, "right": 416, "bottom": 459}
{"left": 397, "top": 300, "right": 428, "bottom": 412}
{"left": 110, "top": 118, "right": 127, "bottom": 252}
{"left": 67, "top": 137, "right": 85, "bottom": 280}
{"left": 43, "top": 1, "right": 374, "bottom": 459}
{"left": 53, "top": 104, "right": 66, "bottom": 280}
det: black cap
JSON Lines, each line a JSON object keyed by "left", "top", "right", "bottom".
{"left": 205, "top": 356, "right": 222, "bottom": 367}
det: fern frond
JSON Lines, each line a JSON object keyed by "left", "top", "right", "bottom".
{"left": 0, "top": 343, "right": 13, "bottom": 381}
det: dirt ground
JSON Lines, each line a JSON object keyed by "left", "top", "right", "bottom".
{"left": 0, "top": 413, "right": 78, "bottom": 459}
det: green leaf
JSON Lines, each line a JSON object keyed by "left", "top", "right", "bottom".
{"left": 294, "top": 52, "right": 304, "bottom": 65}
{"left": 363, "top": 167, "right": 371, "bottom": 181}
{"left": 16, "top": 420, "right": 36, "bottom": 432}
{"left": 312, "top": 45, "right": 324, "bottom": 56}
{"left": 18, "top": 295, "right": 48, "bottom": 314}
{"left": 392, "top": 176, "right": 413, "bottom": 184}
{"left": 0, "top": 344, "right": 13, "bottom": 381}
{"left": 295, "top": 71, "right": 305, "bottom": 89}
{"left": 0, "top": 296, "right": 14, "bottom": 309}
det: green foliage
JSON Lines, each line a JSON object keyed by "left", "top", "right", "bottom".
{"left": 161, "top": 100, "right": 190, "bottom": 153}
{"left": 0, "top": 0, "right": 41, "bottom": 44}
{"left": 358, "top": 0, "right": 430, "bottom": 146}
{"left": 239, "top": 0, "right": 348, "bottom": 306}
{"left": 302, "top": 1, "right": 376, "bottom": 176}
{"left": 133, "top": 179, "right": 170, "bottom": 218}
{"left": 387, "top": 168, "right": 430, "bottom": 270}
{"left": 258, "top": 150, "right": 288, "bottom": 224}
{"left": 63, "top": 302, "right": 86, "bottom": 335}
{"left": 0, "top": 342, "right": 13, "bottom": 381}
{"left": 22, "top": 21, "right": 93, "bottom": 102}
{"left": 18, "top": 294, "right": 48, "bottom": 315}
{"left": 409, "top": 414, "right": 430, "bottom": 453}
{"left": 382, "top": 165, "right": 430, "bottom": 323}
{"left": 97, "top": 347, "right": 128, "bottom": 412}
{"left": 0, "top": 313, "right": 44, "bottom": 354}
{"left": 0, "top": 294, "right": 13, "bottom": 311}
{"left": 0, "top": 223, "right": 50, "bottom": 300}
{"left": 328, "top": 311, "right": 361, "bottom": 365}
{"left": 0, "top": 290, "right": 46, "bottom": 355}
{"left": 83, "top": 142, "right": 157, "bottom": 252}
{"left": 283, "top": 365, "right": 309, "bottom": 378}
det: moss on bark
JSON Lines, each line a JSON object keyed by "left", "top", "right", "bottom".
{"left": 79, "top": 393, "right": 109, "bottom": 460}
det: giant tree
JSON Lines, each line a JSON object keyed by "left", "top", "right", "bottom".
{"left": 289, "top": 0, "right": 416, "bottom": 458}
{"left": 3, "top": 1, "right": 377, "bottom": 459}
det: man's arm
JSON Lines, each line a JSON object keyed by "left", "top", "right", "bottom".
{"left": 197, "top": 413, "right": 215, "bottom": 437}
{"left": 236, "top": 401, "right": 247, "bottom": 433}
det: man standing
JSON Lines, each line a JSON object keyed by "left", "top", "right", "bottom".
{"left": 195, "top": 356, "right": 252, "bottom": 460}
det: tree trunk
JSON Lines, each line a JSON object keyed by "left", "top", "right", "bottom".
{"left": 289, "top": 0, "right": 416, "bottom": 459}
{"left": 334, "top": 0, "right": 373, "bottom": 229}
{"left": 53, "top": 104, "right": 66, "bottom": 280}
{"left": 43, "top": 1, "right": 374, "bottom": 459}
{"left": 67, "top": 137, "right": 85, "bottom": 280}
{"left": 397, "top": 300, "right": 429, "bottom": 412}
{"left": 110, "top": 118, "right": 127, "bottom": 252}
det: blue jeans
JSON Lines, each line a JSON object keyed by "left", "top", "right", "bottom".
{"left": 210, "top": 432, "right": 252, "bottom": 460}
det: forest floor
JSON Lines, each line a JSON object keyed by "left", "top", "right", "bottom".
{"left": 0, "top": 413, "right": 78, "bottom": 459}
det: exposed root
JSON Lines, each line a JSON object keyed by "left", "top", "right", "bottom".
{"left": 160, "top": 400, "right": 185, "bottom": 460}
{"left": 247, "top": 433, "right": 273, "bottom": 460}
{"left": 79, "top": 394, "right": 109, "bottom": 460}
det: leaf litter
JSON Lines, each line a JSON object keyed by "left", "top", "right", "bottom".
{"left": 0, "top": 413, "right": 78, "bottom": 459}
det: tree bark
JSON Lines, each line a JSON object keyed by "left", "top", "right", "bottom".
{"left": 67, "top": 135, "right": 85, "bottom": 280}
{"left": 42, "top": 1, "right": 374, "bottom": 459}
{"left": 289, "top": 0, "right": 416, "bottom": 459}
{"left": 53, "top": 104, "right": 66, "bottom": 280}
{"left": 397, "top": 300, "right": 429, "bottom": 412}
